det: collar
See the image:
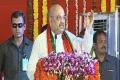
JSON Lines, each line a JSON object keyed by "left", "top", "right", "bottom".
{"left": 95, "top": 53, "right": 110, "bottom": 62}
{"left": 51, "top": 31, "right": 62, "bottom": 40}
{"left": 9, "top": 36, "right": 30, "bottom": 46}
{"left": 104, "top": 54, "right": 111, "bottom": 62}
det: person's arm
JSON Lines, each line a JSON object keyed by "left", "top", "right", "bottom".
{"left": 0, "top": 45, "right": 4, "bottom": 80}
{"left": 27, "top": 31, "right": 48, "bottom": 80}
{"left": 116, "top": 58, "right": 120, "bottom": 80}
{"left": 81, "top": 12, "right": 94, "bottom": 53}
{"left": 81, "top": 22, "right": 94, "bottom": 53}
{"left": 73, "top": 37, "right": 83, "bottom": 55}
{"left": 27, "top": 36, "right": 42, "bottom": 80}
{"left": 0, "top": 45, "right": 4, "bottom": 72}
{"left": 0, "top": 46, "right": 2, "bottom": 80}
{"left": 27, "top": 41, "right": 39, "bottom": 80}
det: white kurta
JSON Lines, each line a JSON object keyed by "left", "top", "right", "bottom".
{"left": 27, "top": 29, "right": 93, "bottom": 80}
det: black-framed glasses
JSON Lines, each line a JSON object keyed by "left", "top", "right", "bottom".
{"left": 50, "top": 15, "right": 66, "bottom": 20}
{"left": 12, "top": 23, "right": 24, "bottom": 28}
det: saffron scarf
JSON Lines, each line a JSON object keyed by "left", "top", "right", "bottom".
{"left": 47, "top": 28, "right": 73, "bottom": 54}
{"left": 34, "top": 28, "right": 74, "bottom": 80}
{"left": 34, "top": 28, "right": 100, "bottom": 80}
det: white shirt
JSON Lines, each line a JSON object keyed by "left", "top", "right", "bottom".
{"left": 51, "top": 31, "right": 65, "bottom": 53}
{"left": 27, "top": 30, "right": 76, "bottom": 80}
{"left": 27, "top": 28, "right": 94, "bottom": 80}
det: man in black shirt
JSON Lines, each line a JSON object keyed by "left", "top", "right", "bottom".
{"left": 0, "top": 11, "right": 32, "bottom": 80}
{"left": 93, "top": 30, "right": 119, "bottom": 80}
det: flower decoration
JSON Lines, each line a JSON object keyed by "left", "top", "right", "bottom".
{"left": 33, "top": 0, "right": 38, "bottom": 40}
{"left": 42, "top": 0, "right": 47, "bottom": 26}
{"left": 40, "top": 52, "right": 96, "bottom": 79}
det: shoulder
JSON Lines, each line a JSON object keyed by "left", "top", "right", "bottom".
{"left": 65, "top": 30, "right": 83, "bottom": 42}
{"left": 107, "top": 55, "right": 119, "bottom": 63}
{"left": 65, "top": 30, "right": 77, "bottom": 44}
{"left": 35, "top": 30, "right": 47, "bottom": 41}
{"left": 0, "top": 37, "right": 12, "bottom": 47}
{"left": 0, "top": 37, "right": 12, "bottom": 52}
{"left": 65, "top": 30, "right": 76, "bottom": 39}
{"left": 107, "top": 55, "right": 117, "bottom": 59}
{"left": 25, "top": 37, "right": 32, "bottom": 43}
{"left": 33, "top": 30, "right": 47, "bottom": 46}
{"left": 24, "top": 37, "right": 33, "bottom": 47}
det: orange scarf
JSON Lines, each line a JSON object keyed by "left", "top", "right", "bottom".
{"left": 34, "top": 27, "right": 100, "bottom": 80}
{"left": 34, "top": 27, "right": 74, "bottom": 80}
{"left": 47, "top": 27, "right": 73, "bottom": 54}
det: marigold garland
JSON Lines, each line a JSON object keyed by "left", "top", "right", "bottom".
{"left": 110, "top": 0, "right": 115, "bottom": 12}
{"left": 101, "top": 0, "right": 106, "bottom": 12}
{"left": 65, "top": 0, "right": 68, "bottom": 30}
{"left": 75, "top": 0, "right": 78, "bottom": 36}
{"left": 42, "top": 0, "right": 47, "bottom": 26}
{"left": 31, "top": 0, "right": 116, "bottom": 41}
{"left": 79, "top": 15, "right": 82, "bottom": 34}
{"left": 33, "top": 0, "right": 38, "bottom": 40}
{"left": 83, "top": 0, "right": 86, "bottom": 29}
{"left": 27, "top": 0, "right": 33, "bottom": 40}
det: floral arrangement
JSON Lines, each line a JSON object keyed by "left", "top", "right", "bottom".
{"left": 42, "top": 0, "right": 47, "bottom": 26}
{"left": 38, "top": 52, "right": 97, "bottom": 80}
{"left": 33, "top": 0, "right": 38, "bottom": 40}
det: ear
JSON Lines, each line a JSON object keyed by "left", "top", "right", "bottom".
{"left": 93, "top": 43, "right": 96, "bottom": 50}
{"left": 48, "top": 17, "right": 53, "bottom": 27}
{"left": 24, "top": 24, "right": 26, "bottom": 30}
{"left": 49, "top": 17, "right": 52, "bottom": 23}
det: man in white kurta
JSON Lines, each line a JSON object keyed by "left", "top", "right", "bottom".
{"left": 27, "top": 4, "right": 94, "bottom": 80}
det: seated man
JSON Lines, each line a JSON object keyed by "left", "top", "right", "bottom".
{"left": 27, "top": 4, "right": 94, "bottom": 80}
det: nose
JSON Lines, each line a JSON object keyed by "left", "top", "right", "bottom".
{"left": 62, "top": 16, "right": 66, "bottom": 21}
{"left": 60, "top": 18, "right": 65, "bottom": 24}
{"left": 103, "top": 40, "right": 106, "bottom": 44}
{"left": 102, "top": 41, "right": 106, "bottom": 47}
{"left": 60, "top": 22, "right": 65, "bottom": 27}
{"left": 16, "top": 26, "right": 19, "bottom": 30}
{"left": 100, "top": 39, "right": 106, "bottom": 43}
{"left": 15, "top": 26, "right": 20, "bottom": 31}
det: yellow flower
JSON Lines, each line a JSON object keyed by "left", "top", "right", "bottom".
{"left": 42, "top": 0, "right": 47, "bottom": 26}
{"left": 33, "top": 0, "right": 38, "bottom": 40}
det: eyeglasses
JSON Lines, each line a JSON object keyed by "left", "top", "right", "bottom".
{"left": 12, "top": 23, "right": 24, "bottom": 28}
{"left": 50, "top": 15, "right": 66, "bottom": 20}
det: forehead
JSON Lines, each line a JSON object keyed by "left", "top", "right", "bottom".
{"left": 97, "top": 34, "right": 106, "bottom": 40}
{"left": 50, "top": 6, "right": 65, "bottom": 16}
{"left": 12, "top": 16, "right": 24, "bottom": 23}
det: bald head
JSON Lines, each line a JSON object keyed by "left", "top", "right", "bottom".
{"left": 48, "top": 4, "right": 66, "bottom": 34}
{"left": 48, "top": 4, "right": 64, "bottom": 17}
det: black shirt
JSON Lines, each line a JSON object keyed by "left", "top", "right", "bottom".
{"left": 0, "top": 37, "right": 32, "bottom": 80}
{"left": 99, "top": 54, "right": 119, "bottom": 80}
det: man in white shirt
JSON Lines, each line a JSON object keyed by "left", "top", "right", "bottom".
{"left": 27, "top": 4, "right": 94, "bottom": 80}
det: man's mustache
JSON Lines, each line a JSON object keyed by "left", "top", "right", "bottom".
{"left": 101, "top": 46, "right": 106, "bottom": 49}
{"left": 59, "top": 23, "right": 65, "bottom": 27}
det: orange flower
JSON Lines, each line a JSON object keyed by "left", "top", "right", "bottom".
{"left": 34, "top": 59, "right": 57, "bottom": 80}
{"left": 34, "top": 59, "right": 100, "bottom": 80}
{"left": 83, "top": 59, "right": 100, "bottom": 80}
